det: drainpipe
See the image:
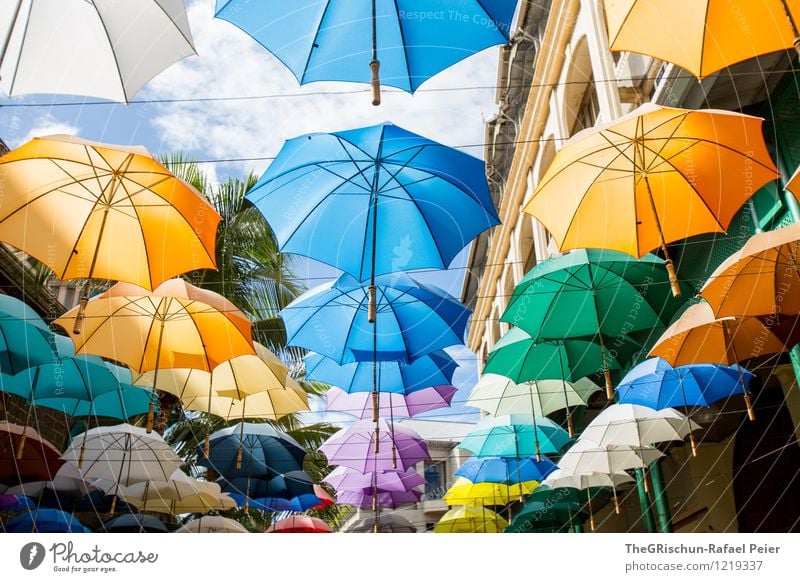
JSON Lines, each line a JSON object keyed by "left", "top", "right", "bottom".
{"left": 634, "top": 468, "right": 657, "bottom": 533}
{"left": 649, "top": 460, "right": 673, "bottom": 533}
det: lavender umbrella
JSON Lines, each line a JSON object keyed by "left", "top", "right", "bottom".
{"left": 323, "top": 466, "right": 426, "bottom": 493}
{"left": 319, "top": 418, "right": 429, "bottom": 472}
{"left": 336, "top": 489, "right": 422, "bottom": 510}
{"left": 325, "top": 386, "right": 456, "bottom": 419}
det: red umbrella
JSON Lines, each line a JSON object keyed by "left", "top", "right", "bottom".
{"left": 0, "top": 422, "right": 63, "bottom": 485}
{"left": 266, "top": 515, "right": 332, "bottom": 533}
{"left": 312, "top": 485, "right": 336, "bottom": 509}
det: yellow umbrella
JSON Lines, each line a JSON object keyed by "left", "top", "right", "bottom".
{"left": 180, "top": 387, "right": 309, "bottom": 422}
{"left": 523, "top": 104, "right": 779, "bottom": 297}
{"left": 442, "top": 477, "right": 539, "bottom": 506}
{"left": 433, "top": 506, "right": 508, "bottom": 533}
{"left": 126, "top": 491, "right": 237, "bottom": 515}
{"left": 700, "top": 223, "right": 800, "bottom": 317}
{"left": 648, "top": 302, "right": 791, "bottom": 420}
{"left": 53, "top": 281, "right": 255, "bottom": 431}
{"left": 0, "top": 136, "right": 220, "bottom": 303}
{"left": 604, "top": 0, "right": 800, "bottom": 79}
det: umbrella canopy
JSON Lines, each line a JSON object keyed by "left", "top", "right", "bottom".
{"left": 0, "top": 1, "right": 195, "bottom": 101}
{"left": 604, "top": 0, "right": 800, "bottom": 79}
{"left": 6, "top": 508, "right": 90, "bottom": 533}
{"left": 6, "top": 464, "right": 111, "bottom": 498}
{"left": 198, "top": 423, "right": 306, "bottom": 480}
{"left": 32, "top": 384, "right": 156, "bottom": 421}
{"left": 323, "top": 466, "right": 426, "bottom": 494}
{"left": 434, "top": 506, "right": 508, "bottom": 533}
{"left": 543, "top": 468, "right": 634, "bottom": 491}
{"left": 247, "top": 122, "right": 498, "bottom": 281}
{"left": 443, "top": 477, "right": 538, "bottom": 506}
{"left": 558, "top": 440, "right": 664, "bottom": 474}
{"left": 266, "top": 515, "right": 332, "bottom": 534}
{"left": 320, "top": 418, "right": 430, "bottom": 473}
{"left": 129, "top": 491, "right": 236, "bottom": 515}
{"left": 102, "top": 513, "right": 167, "bottom": 533}
{"left": 0, "top": 422, "right": 63, "bottom": 485}
{"left": 61, "top": 424, "right": 182, "bottom": 484}
{"left": 304, "top": 350, "right": 458, "bottom": 394}
{"left": 616, "top": 358, "right": 752, "bottom": 410}
{"left": 119, "top": 471, "right": 222, "bottom": 506}
{"left": 506, "top": 493, "right": 588, "bottom": 533}
{"left": 0, "top": 294, "right": 48, "bottom": 328}
{"left": 700, "top": 222, "right": 800, "bottom": 317}
{"left": 176, "top": 516, "right": 249, "bottom": 533}
{"left": 457, "top": 415, "right": 571, "bottom": 459}
{"left": 349, "top": 513, "right": 417, "bottom": 533}
{"left": 0, "top": 137, "right": 218, "bottom": 290}
{"left": 580, "top": 404, "right": 700, "bottom": 449}
{"left": 325, "top": 385, "right": 456, "bottom": 419}
{"left": 0, "top": 494, "right": 34, "bottom": 510}
{"left": 336, "top": 489, "right": 422, "bottom": 510}
{"left": 467, "top": 374, "right": 600, "bottom": 418}
{"left": 0, "top": 317, "right": 60, "bottom": 375}
{"left": 523, "top": 104, "right": 779, "bottom": 296}
{"left": 181, "top": 387, "right": 309, "bottom": 423}
{"left": 455, "top": 456, "right": 557, "bottom": 485}
{"left": 215, "top": 1, "right": 515, "bottom": 98}
{"left": 281, "top": 273, "right": 470, "bottom": 364}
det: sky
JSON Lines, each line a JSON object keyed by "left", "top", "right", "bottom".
{"left": 0, "top": 0, "right": 510, "bottom": 423}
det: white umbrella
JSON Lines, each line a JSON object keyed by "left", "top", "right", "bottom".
{"left": 0, "top": 0, "right": 195, "bottom": 102}
{"left": 580, "top": 404, "right": 701, "bottom": 455}
{"left": 542, "top": 468, "right": 635, "bottom": 524}
{"left": 6, "top": 463, "right": 113, "bottom": 498}
{"left": 176, "top": 516, "right": 249, "bottom": 534}
{"left": 467, "top": 374, "right": 601, "bottom": 417}
{"left": 558, "top": 440, "right": 664, "bottom": 475}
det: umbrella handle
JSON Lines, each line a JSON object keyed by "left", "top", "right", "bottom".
{"left": 15, "top": 434, "right": 26, "bottom": 460}
{"left": 604, "top": 369, "right": 614, "bottom": 400}
{"left": 743, "top": 391, "right": 756, "bottom": 421}
{"left": 566, "top": 411, "right": 575, "bottom": 438}
{"left": 368, "top": 285, "right": 377, "bottom": 323}
{"left": 663, "top": 256, "right": 681, "bottom": 298}
{"left": 613, "top": 488, "right": 621, "bottom": 514}
{"left": 78, "top": 438, "right": 87, "bottom": 469}
{"left": 72, "top": 296, "right": 89, "bottom": 335}
{"left": 370, "top": 60, "right": 381, "bottom": 106}
{"left": 689, "top": 432, "right": 698, "bottom": 457}
{"left": 204, "top": 432, "right": 211, "bottom": 459}
{"left": 145, "top": 399, "right": 155, "bottom": 433}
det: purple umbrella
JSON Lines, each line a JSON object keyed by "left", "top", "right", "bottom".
{"left": 336, "top": 489, "right": 422, "bottom": 510}
{"left": 323, "top": 466, "right": 426, "bottom": 493}
{"left": 325, "top": 386, "right": 457, "bottom": 419}
{"left": 319, "top": 418, "right": 429, "bottom": 472}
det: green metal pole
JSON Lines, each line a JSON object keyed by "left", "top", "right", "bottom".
{"left": 649, "top": 460, "right": 673, "bottom": 533}
{"left": 780, "top": 189, "right": 800, "bottom": 383}
{"left": 635, "top": 468, "right": 657, "bottom": 533}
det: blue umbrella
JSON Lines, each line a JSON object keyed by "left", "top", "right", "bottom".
{"left": 281, "top": 273, "right": 470, "bottom": 364}
{"left": 0, "top": 494, "right": 35, "bottom": 511}
{"left": 227, "top": 493, "right": 292, "bottom": 512}
{"left": 6, "top": 508, "right": 90, "bottom": 533}
{"left": 102, "top": 513, "right": 167, "bottom": 533}
{"left": 305, "top": 350, "right": 457, "bottom": 394}
{"left": 455, "top": 456, "right": 558, "bottom": 485}
{"left": 215, "top": 1, "right": 517, "bottom": 103}
{"left": 616, "top": 358, "right": 752, "bottom": 409}
{"left": 246, "top": 122, "right": 498, "bottom": 284}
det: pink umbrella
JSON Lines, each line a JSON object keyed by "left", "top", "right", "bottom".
{"left": 323, "top": 466, "right": 426, "bottom": 493}
{"left": 325, "top": 386, "right": 457, "bottom": 419}
{"left": 266, "top": 515, "right": 332, "bottom": 533}
{"left": 336, "top": 489, "right": 422, "bottom": 510}
{"left": 319, "top": 418, "right": 429, "bottom": 472}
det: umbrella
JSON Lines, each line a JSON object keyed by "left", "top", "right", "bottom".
{"left": 214, "top": 1, "right": 516, "bottom": 105}
{"left": 467, "top": 374, "right": 601, "bottom": 419}
{"left": 0, "top": 1, "right": 195, "bottom": 101}
{"left": 543, "top": 468, "right": 634, "bottom": 521}
{"left": 500, "top": 249, "right": 687, "bottom": 396}
{"left": 32, "top": 384, "right": 157, "bottom": 421}
{"left": 102, "top": 513, "right": 167, "bottom": 533}
{"left": 349, "top": 513, "right": 417, "bottom": 533}
{"left": 0, "top": 294, "right": 49, "bottom": 328}
{"left": 0, "top": 494, "right": 33, "bottom": 511}
{"left": 442, "top": 477, "right": 538, "bottom": 506}
{"left": 6, "top": 464, "right": 111, "bottom": 499}
{"left": 129, "top": 491, "right": 236, "bottom": 515}
{"left": 616, "top": 358, "right": 753, "bottom": 429}
{"left": 604, "top": 0, "right": 800, "bottom": 79}
{"left": 0, "top": 137, "right": 219, "bottom": 310}
{"left": 699, "top": 222, "right": 800, "bottom": 317}
{"left": 266, "top": 515, "right": 332, "bottom": 534}
{"left": 304, "top": 350, "right": 458, "bottom": 394}
{"left": 0, "top": 317, "right": 60, "bottom": 375}
{"left": 523, "top": 104, "right": 779, "bottom": 297}
{"left": 319, "top": 418, "right": 430, "bottom": 473}
{"left": 325, "top": 385, "right": 457, "bottom": 419}
{"left": 247, "top": 122, "right": 497, "bottom": 284}
{"left": 648, "top": 302, "right": 790, "bottom": 419}
{"left": 336, "top": 489, "right": 422, "bottom": 510}
{"left": 506, "top": 491, "right": 588, "bottom": 533}
{"left": 434, "top": 506, "right": 508, "bottom": 533}
{"left": 176, "top": 516, "right": 249, "bottom": 533}
{"left": 6, "top": 508, "right": 90, "bottom": 533}
{"left": 198, "top": 423, "right": 306, "bottom": 479}
{"left": 226, "top": 494, "right": 291, "bottom": 512}
{"left": 558, "top": 440, "right": 664, "bottom": 475}
{"left": 0, "top": 422, "right": 63, "bottom": 485}
{"left": 119, "top": 471, "right": 223, "bottom": 508}
{"left": 458, "top": 415, "right": 571, "bottom": 461}
{"left": 455, "top": 456, "right": 557, "bottom": 485}
{"left": 580, "top": 404, "right": 700, "bottom": 451}
{"left": 323, "top": 466, "right": 426, "bottom": 493}
{"left": 281, "top": 273, "right": 470, "bottom": 364}
{"left": 180, "top": 388, "right": 309, "bottom": 424}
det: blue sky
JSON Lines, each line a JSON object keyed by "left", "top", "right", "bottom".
{"left": 0, "top": 0, "right": 506, "bottom": 423}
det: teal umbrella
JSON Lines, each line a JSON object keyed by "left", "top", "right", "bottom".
{"left": 457, "top": 415, "right": 571, "bottom": 461}
{"left": 0, "top": 318, "right": 59, "bottom": 374}
{"left": 32, "top": 384, "right": 155, "bottom": 420}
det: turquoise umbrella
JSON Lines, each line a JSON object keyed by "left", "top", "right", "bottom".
{"left": 0, "top": 318, "right": 58, "bottom": 374}
{"left": 32, "top": 384, "right": 155, "bottom": 421}
{"left": 457, "top": 415, "right": 571, "bottom": 461}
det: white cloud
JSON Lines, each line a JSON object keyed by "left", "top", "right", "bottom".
{"left": 19, "top": 112, "right": 79, "bottom": 145}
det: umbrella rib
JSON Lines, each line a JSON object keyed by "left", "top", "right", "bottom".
{"left": 298, "top": 0, "right": 333, "bottom": 85}
{"left": 115, "top": 173, "right": 156, "bottom": 290}
{"left": 90, "top": 2, "right": 127, "bottom": 101}
{"left": 391, "top": 0, "right": 413, "bottom": 88}
{"left": 150, "top": 0, "right": 196, "bottom": 52}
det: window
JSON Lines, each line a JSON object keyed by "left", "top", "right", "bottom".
{"left": 572, "top": 79, "right": 600, "bottom": 134}
{"left": 423, "top": 461, "right": 446, "bottom": 498}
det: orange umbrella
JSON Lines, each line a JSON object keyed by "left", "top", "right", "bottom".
{"left": 604, "top": 0, "right": 800, "bottom": 79}
{"left": 523, "top": 104, "right": 780, "bottom": 297}
{"left": 700, "top": 223, "right": 800, "bottom": 317}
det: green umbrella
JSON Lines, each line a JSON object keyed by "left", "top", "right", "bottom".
{"left": 500, "top": 250, "right": 686, "bottom": 398}
{"left": 506, "top": 485, "right": 603, "bottom": 533}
